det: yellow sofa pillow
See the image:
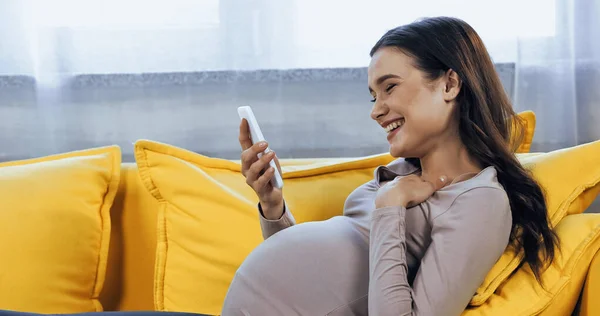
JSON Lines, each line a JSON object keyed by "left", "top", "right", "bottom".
{"left": 0, "top": 146, "right": 121, "bottom": 313}
{"left": 471, "top": 140, "right": 600, "bottom": 305}
{"left": 134, "top": 140, "right": 394, "bottom": 314}
{"left": 135, "top": 138, "right": 599, "bottom": 314}
{"left": 464, "top": 214, "right": 600, "bottom": 316}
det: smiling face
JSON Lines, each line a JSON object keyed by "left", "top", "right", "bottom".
{"left": 368, "top": 47, "right": 460, "bottom": 158}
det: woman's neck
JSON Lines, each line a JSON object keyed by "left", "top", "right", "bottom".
{"left": 418, "top": 138, "right": 482, "bottom": 185}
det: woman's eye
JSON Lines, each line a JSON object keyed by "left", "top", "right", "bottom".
{"left": 370, "top": 97, "right": 376, "bottom": 103}
{"left": 385, "top": 84, "right": 396, "bottom": 93}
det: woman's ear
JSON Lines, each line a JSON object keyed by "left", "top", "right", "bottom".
{"left": 443, "top": 69, "right": 462, "bottom": 102}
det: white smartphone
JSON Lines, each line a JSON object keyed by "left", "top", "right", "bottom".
{"left": 237, "top": 106, "right": 284, "bottom": 189}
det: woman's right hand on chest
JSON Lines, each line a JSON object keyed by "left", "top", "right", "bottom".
{"left": 239, "top": 119, "right": 284, "bottom": 220}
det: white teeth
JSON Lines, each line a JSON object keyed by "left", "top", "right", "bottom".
{"left": 385, "top": 119, "right": 404, "bottom": 133}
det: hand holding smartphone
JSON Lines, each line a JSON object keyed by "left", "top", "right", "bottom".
{"left": 237, "top": 106, "right": 284, "bottom": 189}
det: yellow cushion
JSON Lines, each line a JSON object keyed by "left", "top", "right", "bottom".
{"left": 134, "top": 140, "right": 394, "bottom": 314}
{"left": 135, "top": 138, "right": 600, "bottom": 314}
{"left": 515, "top": 110, "right": 536, "bottom": 153}
{"left": 100, "top": 163, "right": 161, "bottom": 311}
{"left": 471, "top": 140, "right": 600, "bottom": 305}
{"left": 463, "top": 214, "right": 600, "bottom": 316}
{"left": 0, "top": 146, "right": 121, "bottom": 313}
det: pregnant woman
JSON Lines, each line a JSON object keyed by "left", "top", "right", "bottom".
{"left": 222, "top": 16, "right": 559, "bottom": 316}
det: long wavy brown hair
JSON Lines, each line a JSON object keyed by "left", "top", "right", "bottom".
{"left": 370, "top": 17, "right": 559, "bottom": 284}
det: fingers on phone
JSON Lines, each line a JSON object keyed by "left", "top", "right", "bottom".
{"left": 245, "top": 151, "right": 275, "bottom": 187}
{"left": 255, "top": 167, "right": 275, "bottom": 190}
{"left": 253, "top": 141, "right": 268, "bottom": 151}
{"left": 241, "top": 142, "right": 269, "bottom": 171}
{"left": 252, "top": 151, "right": 274, "bottom": 175}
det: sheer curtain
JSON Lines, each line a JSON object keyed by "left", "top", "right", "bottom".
{"left": 0, "top": 1, "right": 598, "bottom": 167}
{"left": 513, "top": 0, "right": 600, "bottom": 151}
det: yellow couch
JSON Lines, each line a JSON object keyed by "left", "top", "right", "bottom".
{"left": 1, "top": 147, "right": 599, "bottom": 315}
{"left": 2, "top": 110, "right": 600, "bottom": 315}
{"left": 96, "top": 160, "right": 600, "bottom": 315}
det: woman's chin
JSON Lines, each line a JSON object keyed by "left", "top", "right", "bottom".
{"left": 389, "top": 138, "right": 419, "bottom": 158}
{"left": 389, "top": 143, "right": 407, "bottom": 158}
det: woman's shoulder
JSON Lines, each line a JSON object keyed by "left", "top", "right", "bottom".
{"left": 431, "top": 167, "right": 511, "bottom": 222}
{"left": 443, "top": 166, "right": 507, "bottom": 198}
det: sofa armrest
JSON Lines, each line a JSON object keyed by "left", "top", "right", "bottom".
{"left": 578, "top": 248, "right": 600, "bottom": 316}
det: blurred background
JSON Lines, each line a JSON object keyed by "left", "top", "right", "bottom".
{"left": 0, "top": 1, "right": 598, "bottom": 164}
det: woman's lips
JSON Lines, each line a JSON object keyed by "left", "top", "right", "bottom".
{"left": 387, "top": 125, "right": 401, "bottom": 142}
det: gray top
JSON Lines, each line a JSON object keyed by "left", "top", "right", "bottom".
{"left": 222, "top": 158, "right": 512, "bottom": 316}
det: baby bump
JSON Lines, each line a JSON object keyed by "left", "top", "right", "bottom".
{"left": 222, "top": 217, "right": 370, "bottom": 316}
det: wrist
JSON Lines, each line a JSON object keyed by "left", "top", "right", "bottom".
{"left": 375, "top": 195, "right": 409, "bottom": 209}
{"left": 260, "top": 200, "right": 285, "bottom": 220}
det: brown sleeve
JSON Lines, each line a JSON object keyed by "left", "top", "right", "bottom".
{"left": 258, "top": 201, "right": 296, "bottom": 239}
{"left": 368, "top": 187, "right": 511, "bottom": 315}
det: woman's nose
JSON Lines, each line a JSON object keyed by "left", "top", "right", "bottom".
{"left": 370, "top": 102, "right": 387, "bottom": 121}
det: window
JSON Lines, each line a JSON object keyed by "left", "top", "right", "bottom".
{"left": 0, "top": 0, "right": 558, "bottom": 162}
{"left": 14, "top": 0, "right": 556, "bottom": 75}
